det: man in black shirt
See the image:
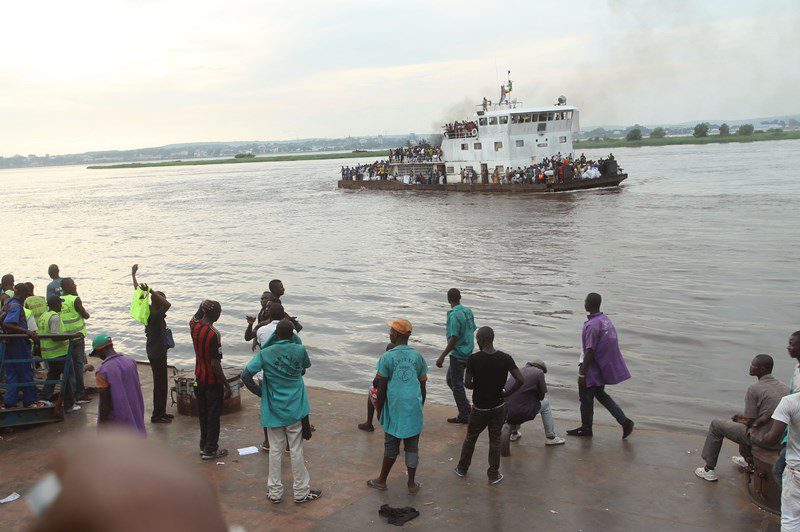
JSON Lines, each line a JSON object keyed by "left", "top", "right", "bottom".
{"left": 132, "top": 264, "right": 173, "bottom": 424}
{"left": 454, "top": 327, "right": 524, "bottom": 485}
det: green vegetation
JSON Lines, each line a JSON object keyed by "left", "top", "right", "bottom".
{"left": 719, "top": 123, "right": 730, "bottom": 136}
{"left": 693, "top": 122, "right": 710, "bottom": 137}
{"left": 575, "top": 129, "right": 800, "bottom": 149}
{"left": 625, "top": 128, "right": 642, "bottom": 141}
{"left": 650, "top": 127, "right": 666, "bottom": 139}
{"left": 87, "top": 150, "right": 389, "bottom": 169}
{"left": 738, "top": 124, "right": 755, "bottom": 136}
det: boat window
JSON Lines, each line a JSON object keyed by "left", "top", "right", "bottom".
{"left": 489, "top": 117, "right": 498, "bottom": 125}
{"left": 494, "top": 141, "right": 503, "bottom": 151}
{"left": 515, "top": 140, "right": 524, "bottom": 147}
{"left": 566, "top": 111, "right": 572, "bottom": 119}
{"left": 547, "top": 112, "right": 555, "bottom": 121}
{"left": 479, "top": 117, "right": 487, "bottom": 126}
{"left": 511, "top": 115, "right": 519, "bottom": 124}
{"left": 532, "top": 113, "right": 542, "bottom": 122}
{"left": 537, "top": 123, "right": 547, "bottom": 132}
{"left": 499, "top": 115, "right": 508, "bottom": 124}
{"left": 447, "top": 166, "right": 455, "bottom": 173}
{"left": 559, "top": 136, "right": 567, "bottom": 143}
{"left": 461, "top": 143, "right": 468, "bottom": 150}
{"left": 537, "top": 142, "right": 548, "bottom": 147}
{"left": 473, "top": 142, "right": 482, "bottom": 149}
{"left": 523, "top": 114, "right": 532, "bottom": 123}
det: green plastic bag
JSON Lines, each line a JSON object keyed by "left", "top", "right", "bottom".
{"left": 130, "top": 287, "right": 151, "bottom": 325}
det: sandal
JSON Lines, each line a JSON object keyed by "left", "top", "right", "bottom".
{"left": 366, "top": 479, "right": 387, "bottom": 491}
{"left": 408, "top": 482, "right": 421, "bottom": 494}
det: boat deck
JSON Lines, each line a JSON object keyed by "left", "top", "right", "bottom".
{"left": 0, "top": 363, "right": 778, "bottom": 531}
{"left": 339, "top": 174, "right": 627, "bottom": 193}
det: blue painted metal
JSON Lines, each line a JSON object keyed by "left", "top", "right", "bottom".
{"left": 0, "top": 333, "right": 78, "bottom": 428}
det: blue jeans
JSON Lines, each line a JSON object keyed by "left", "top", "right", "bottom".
{"left": 446, "top": 355, "right": 471, "bottom": 418}
{"left": 509, "top": 396, "right": 556, "bottom": 439}
{"left": 384, "top": 433, "right": 420, "bottom": 468}
{"left": 70, "top": 337, "right": 86, "bottom": 397}
{"left": 579, "top": 384, "right": 628, "bottom": 428}
{"left": 775, "top": 444, "right": 787, "bottom": 486}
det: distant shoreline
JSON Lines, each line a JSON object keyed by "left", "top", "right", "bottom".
{"left": 86, "top": 150, "right": 388, "bottom": 169}
{"left": 575, "top": 130, "right": 800, "bottom": 149}
{"left": 86, "top": 131, "right": 800, "bottom": 169}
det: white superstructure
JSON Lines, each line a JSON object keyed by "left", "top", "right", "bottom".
{"left": 441, "top": 98, "right": 580, "bottom": 180}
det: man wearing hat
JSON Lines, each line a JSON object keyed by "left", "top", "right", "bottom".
{"left": 91, "top": 333, "right": 146, "bottom": 435}
{"left": 503, "top": 359, "right": 566, "bottom": 447}
{"left": 367, "top": 318, "right": 428, "bottom": 494}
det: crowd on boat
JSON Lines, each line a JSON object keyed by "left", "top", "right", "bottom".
{"left": 480, "top": 153, "right": 617, "bottom": 185}
{"left": 340, "top": 161, "right": 390, "bottom": 181}
{"left": 388, "top": 144, "right": 442, "bottom": 163}
{"left": 443, "top": 120, "right": 479, "bottom": 138}
{"left": 6, "top": 263, "right": 800, "bottom": 530}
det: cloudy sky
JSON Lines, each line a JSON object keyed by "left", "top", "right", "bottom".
{"left": 1, "top": 0, "right": 798, "bottom": 155}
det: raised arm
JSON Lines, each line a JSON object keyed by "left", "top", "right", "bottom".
{"left": 131, "top": 264, "right": 139, "bottom": 290}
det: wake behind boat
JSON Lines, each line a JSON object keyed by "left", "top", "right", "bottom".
{"left": 338, "top": 76, "right": 627, "bottom": 193}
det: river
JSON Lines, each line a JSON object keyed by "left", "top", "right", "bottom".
{"left": 4, "top": 139, "right": 799, "bottom": 431}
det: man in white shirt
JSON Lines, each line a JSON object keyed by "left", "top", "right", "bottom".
{"left": 763, "top": 391, "right": 800, "bottom": 531}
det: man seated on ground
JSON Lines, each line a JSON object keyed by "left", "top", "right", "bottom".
{"left": 504, "top": 358, "right": 565, "bottom": 446}
{"left": 695, "top": 354, "right": 787, "bottom": 482}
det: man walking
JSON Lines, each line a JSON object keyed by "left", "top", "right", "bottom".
{"left": 131, "top": 264, "right": 173, "bottom": 424}
{"left": 454, "top": 327, "right": 523, "bottom": 485}
{"left": 694, "top": 354, "right": 787, "bottom": 481}
{"left": 436, "top": 288, "right": 476, "bottom": 423}
{"left": 241, "top": 320, "right": 321, "bottom": 504}
{"left": 190, "top": 300, "right": 231, "bottom": 460}
{"left": 90, "top": 333, "right": 146, "bottom": 435}
{"left": 367, "top": 319, "right": 428, "bottom": 494}
{"left": 504, "top": 359, "right": 566, "bottom": 447}
{"left": 59, "top": 277, "right": 91, "bottom": 404}
{"left": 567, "top": 293, "right": 634, "bottom": 438}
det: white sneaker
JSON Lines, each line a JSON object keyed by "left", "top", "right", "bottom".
{"left": 545, "top": 436, "right": 566, "bottom": 446}
{"left": 695, "top": 467, "right": 718, "bottom": 481}
{"left": 509, "top": 431, "right": 522, "bottom": 442}
{"left": 66, "top": 405, "right": 81, "bottom": 413}
{"left": 731, "top": 456, "right": 749, "bottom": 469}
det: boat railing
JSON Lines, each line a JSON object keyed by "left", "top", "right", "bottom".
{"left": 474, "top": 100, "right": 524, "bottom": 115}
{"left": 443, "top": 129, "right": 479, "bottom": 139}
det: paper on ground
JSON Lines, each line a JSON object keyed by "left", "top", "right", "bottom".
{"left": 238, "top": 446, "right": 259, "bottom": 456}
{"left": 0, "top": 492, "right": 20, "bottom": 504}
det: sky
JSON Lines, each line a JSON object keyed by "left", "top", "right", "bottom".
{"left": 1, "top": 0, "right": 799, "bottom": 156}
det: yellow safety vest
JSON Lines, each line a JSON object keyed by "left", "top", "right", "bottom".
{"left": 24, "top": 295, "right": 47, "bottom": 322}
{"left": 39, "top": 310, "right": 69, "bottom": 359}
{"left": 60, "top": 295, "right": 87, "bottom": 336}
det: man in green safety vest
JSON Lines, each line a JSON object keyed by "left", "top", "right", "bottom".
{"left": 39, "top": 297, "right": 77, "bottom": 412}
{"left": 59, "top": 278, "right": 91, "bottom": 404}
{"left": 24, "top": 282, "right": 48, "bottom": 325}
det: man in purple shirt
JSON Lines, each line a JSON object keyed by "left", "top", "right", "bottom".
{"left": 90, "top": 333, "right": 146, "bottom": 435}
{"left": 567, "top": 293, "right": 634, "bottom": 439}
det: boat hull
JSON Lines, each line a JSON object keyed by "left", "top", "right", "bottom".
{"left": 338, "top": 174, "right": 627, "bottom": 193}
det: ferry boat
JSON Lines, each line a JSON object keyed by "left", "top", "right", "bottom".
{"left": 338, "top": 77, "right": 627, "bottom": 192}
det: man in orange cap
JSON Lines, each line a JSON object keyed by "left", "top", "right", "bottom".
{"left": 367, "top": 318, "right": 428, "bottom": 494}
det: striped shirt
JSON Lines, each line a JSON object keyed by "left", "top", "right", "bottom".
{"left": 190, "top": 320, "right": 222, "bottom": 384}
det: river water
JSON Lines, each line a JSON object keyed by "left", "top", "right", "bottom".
{"left": 4, "top": 139, "right": 799, "bottom": 431}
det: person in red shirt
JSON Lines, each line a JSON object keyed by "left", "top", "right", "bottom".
{"left": 190, "top": 300, "right": 231, "bottom": 460}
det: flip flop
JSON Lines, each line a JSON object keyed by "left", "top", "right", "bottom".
{"left": 366, "top": 479, "right": 387, "bottom": 491}
{"left": 408, "top": 482, "right": 421, "bottom": 494}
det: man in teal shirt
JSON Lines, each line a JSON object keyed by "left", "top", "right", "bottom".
{"left": 436, "top": 288, "right": 476, "bottom": 423}
{"left": 242, "top": 320, "right": 322, "bottom": 504}
{"left": 367, "top": 318, "right": 428, "bottom": 494}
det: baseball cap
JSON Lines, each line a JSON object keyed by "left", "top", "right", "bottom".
{"left": 386, "top": 318, "right": 412, "bottom": 335}
{"left": 89, "top": 333, "right": 113, "bottom": 356}
{"left": 530, "top": 358, "right": 548, "bottom": 373}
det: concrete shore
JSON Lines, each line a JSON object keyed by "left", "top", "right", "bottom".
{"left": 0, "top": 365, "right": 780, "bottom": 531}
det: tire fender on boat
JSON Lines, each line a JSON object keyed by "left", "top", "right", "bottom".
{"left": 471, "top": 128, "right": 478, "bottom": 137}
